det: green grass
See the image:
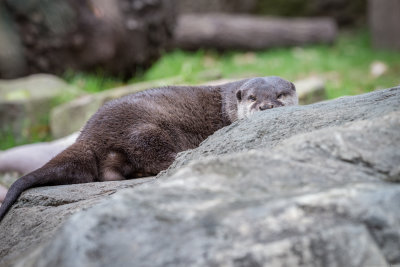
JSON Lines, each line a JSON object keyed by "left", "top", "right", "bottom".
{"left": 1, "top": 29, "right": 400, "bottom": 150}
{"left": 63, "top": 71, "right": 124, "bottom": 93}
{"left": 63, "top": 29, "right": 400, "bottom": 99}
{"left": 0, "top": 123, "right": 52, "bottom": 150}
{"left": 133, "top": 30, "right": 400, "bottom": 99}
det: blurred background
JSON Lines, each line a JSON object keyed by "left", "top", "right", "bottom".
{"left": 0, "top": 0, "right": 399, "bottom": 150}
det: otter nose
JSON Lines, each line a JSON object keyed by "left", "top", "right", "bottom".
{"left": 259, "top": 104, "right": 274, "bottom": 110}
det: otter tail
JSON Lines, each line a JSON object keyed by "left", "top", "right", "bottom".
{"left": 0, "top": 142, "right": 98, "bottom": 222}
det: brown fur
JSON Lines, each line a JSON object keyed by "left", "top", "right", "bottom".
{"left": 0, "top": 76, "right": 297, "bottom": 221}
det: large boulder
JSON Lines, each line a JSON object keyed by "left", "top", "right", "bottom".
{"left": 0, "top": 86, "right": 399, "bottom": 266}
{"left": 0, "top": 0, "right": 175, "bottom": 79}
{"left": 0, "top": 178, "right": 155, "bottom": 265}
{"left": 167, "top": 85, "right": 399, "bottom": 171}
{"left": 0, "top": 74, "right": 80, "bottom": 142}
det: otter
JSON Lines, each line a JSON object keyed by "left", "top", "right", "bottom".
{"left": 0, "top": 76, "right": 297, "bottom": 221}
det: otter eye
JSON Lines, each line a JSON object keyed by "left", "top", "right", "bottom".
{"left": 248, "top": 95, "right": 257, "bottom": 101}
{"left": 277, "top": 93, "right": 285, "bottom": 99}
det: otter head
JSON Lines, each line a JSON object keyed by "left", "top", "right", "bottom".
{"left": 235, "top": 76, "right": 298, "bottom": 120}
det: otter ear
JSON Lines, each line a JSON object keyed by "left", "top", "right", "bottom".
{"left": 236, "top": 90, "right": 242, "bottom": 101}
{"left": 290, "top": 82, "right": 296, "bottom": 91}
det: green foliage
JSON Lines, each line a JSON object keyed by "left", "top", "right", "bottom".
{"left": 63, "top": 71, "right": 124, "bottom": 93}
{"left": 130, "top": 50, "right": 208, "bottom": 84}
{"left": 2, "top": 29, "right": 400, "bottom": 150}
{"left": 61, "top": 30, "right": 400, "bottom": 101}
{"left": 137, "top": 30, "right": 400, "bottom": 99}
{"left": 0, "top": 125, "right": 51, "bottom": 150}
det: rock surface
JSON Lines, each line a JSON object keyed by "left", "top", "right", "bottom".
{"left": 0, "top": 178, "right": 154, "bottom": 265}
{"left": 0, "top": 87, "right": 399, "bottom": 266}
{"left": 294, "top": 76, "right": 326, "bottom": 104}
{"left": 167, "top": 87, "right": 400, "bottom": 171}
{"left": 0, "top": 74, "right": 80, "bottom": 141}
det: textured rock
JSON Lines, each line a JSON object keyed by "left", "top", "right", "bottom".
{"left": 0, "top": 74, "right": 81, "bottom": 141}
{"left": 1, "top": 87, "right": 399, "bottom": 266}
{"left": 0, "top": 178, "right": 154, "bottom": 265}
{"left": 0, "top": 0, "right": 175, "bottom": 79}
{"left": 294, "top": 76, "right": 326, "bottom": 104}
{"left": 167, "top": 87, "right": 400, "bottom": 171}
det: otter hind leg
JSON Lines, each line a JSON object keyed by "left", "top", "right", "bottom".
{"left": 127, "top": 124, "right": 179, "bottom": 177}
{"left": 100, "top": 151, "right": 132, "bottom": 181}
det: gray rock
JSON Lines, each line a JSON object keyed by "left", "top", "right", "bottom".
{"left": 0, "top": 74, "right": 81, "bottom": 141}
{"left": 0, "top": 178, "right": 155, "bottom": 265}
{"left": 166, "top": 87, "right": 400, "bottom": 171}
{"left": 294, "top": 76, "right": 326, "bottom": 104}
{"left": 1, "top": 87, "right": 400, "bottom": 266}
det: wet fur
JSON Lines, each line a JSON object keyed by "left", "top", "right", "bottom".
{"left": 0, "top": 77, "right": 297, "bottom": 221}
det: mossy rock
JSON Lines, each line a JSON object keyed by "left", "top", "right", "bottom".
{"left": 0, "top": 74, "right": 81, "bottom": 143}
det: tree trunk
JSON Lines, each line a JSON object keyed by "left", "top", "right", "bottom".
{"left": 173, "top": 0, "right": 257, "bottom": 14}
{"left": 174, "top": 14, "right": 337, "bottom": 51}
{"left": 0, "top": 0, "right": 175, "bottom": 79}
{"left": 369, "top": 0, "right": 400, "bottom": 50}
